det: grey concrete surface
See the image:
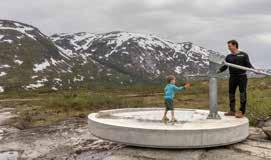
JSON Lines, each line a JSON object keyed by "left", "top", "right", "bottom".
{"left": 88, "top": 108, "right": 249, "bottom": 148}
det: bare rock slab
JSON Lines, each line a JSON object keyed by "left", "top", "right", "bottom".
{"left": 262, "top": 127, "right": 271, "bottom": 139}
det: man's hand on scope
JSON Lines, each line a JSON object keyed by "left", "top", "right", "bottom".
{"left": 254, "top": 69, "right": 264, "bottom": 75}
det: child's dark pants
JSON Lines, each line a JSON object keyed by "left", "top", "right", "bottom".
{"left": 165, "top": 99, "right": 174, "bottom": 111}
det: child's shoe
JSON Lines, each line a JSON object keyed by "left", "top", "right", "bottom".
{"left": 171, "top": 118, "right": 178, "bottom": 125}
{"left": 162, "top": 117, "right": 169, "bottom": 124}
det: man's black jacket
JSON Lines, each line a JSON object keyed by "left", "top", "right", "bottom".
{"left": 219, "top": 51, "right": 254, "bottom": 75}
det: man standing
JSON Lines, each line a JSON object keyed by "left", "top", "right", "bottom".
{"left": 218, "top": 40, "right": 254, "bottom": 118}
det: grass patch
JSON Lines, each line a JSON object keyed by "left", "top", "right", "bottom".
{"left": 1, "top": 77, "right": 270, "bottom": 128}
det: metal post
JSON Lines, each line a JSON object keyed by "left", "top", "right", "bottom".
{"left": 207, "top": 62, "right": 221, "bottom": 119}
{"left": 207, "top": 77, "right": 221, "bottom": 119}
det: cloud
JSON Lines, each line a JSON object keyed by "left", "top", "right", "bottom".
{"left": 255, "top": 33, "right": 271, "bottom": 44}
{"left": 0, "top": 0, "right": 270, "bottom": 68}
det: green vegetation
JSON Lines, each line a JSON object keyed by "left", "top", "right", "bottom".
{"left": 0, "top": 77, "right": 270, "bottom": 128}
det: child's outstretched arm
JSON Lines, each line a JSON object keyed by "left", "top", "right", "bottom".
{"left": 173, "top": 85, "right": 185, "bottom": 91}
{"left": 173, "top": 83, "right": 191, "bottom": 91}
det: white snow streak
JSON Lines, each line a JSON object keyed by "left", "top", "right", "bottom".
{"left": 175, "top": 66, "right": 183, "bottom": 74}
{"left": 14, "top": 59, "right": 23, "bottom": 65}
{"left": 0, "top": 22, "right": 36, "bottom": 40}
{"left": 33, "top": 59, "right": 50, "bottom": 72}
{"left": 0, "top": 86, "right": 4, "bottom": 93}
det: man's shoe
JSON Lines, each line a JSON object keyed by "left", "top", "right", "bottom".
{"left": 235, "top": 111, "right": 244, "bottom": 118}
{"left": 224, "top": 111, "right": 235, "bottom": 116}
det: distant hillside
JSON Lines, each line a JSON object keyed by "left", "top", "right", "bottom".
{"left": 0, "top": 20, "right": 216, "bottom": 93}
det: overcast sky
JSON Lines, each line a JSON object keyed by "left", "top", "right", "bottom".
{"left": 1, "top": 0, "right": 271, "bottom": 68}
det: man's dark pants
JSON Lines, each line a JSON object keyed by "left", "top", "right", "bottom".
{"left": 229, "top": 75, "right": 248, "bottom": 114}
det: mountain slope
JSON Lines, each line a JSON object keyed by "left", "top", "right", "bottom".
{"left": 51, "top": 31, "right": 210, "bottom": 81}
{"left": 0, "top": 20, "right": 72, "bottom": 92}
{"left": 0, "top": 20, "right": 214, "bottom": 92}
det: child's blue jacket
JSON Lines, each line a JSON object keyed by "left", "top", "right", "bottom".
{"left": 164, "top": 84, "right": 185, "bottom": 100}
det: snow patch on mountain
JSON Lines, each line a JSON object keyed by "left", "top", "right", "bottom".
{"left": 0, "top": 21, "right": 37, "bottom": 40}
{"left": 14, "top": 59, "right": 23, "bottom": 65}
{"left": 0, "top": 64, "right": 10, "bottom": 68}
{"left": 175, "top": 66, "right": 183, "bottom": 74}
{"left": 51, "top": 87, "right": 58, "bottom": 91}
{"left": 5, "top": 39, "right": 13, "bottom": 43}
{"left": 33, "top": 59, "right": 50, "bottom": 72}
{"left": 31, "top": 75, "right": 38, "bottom": 79}
{"left": 50, "top": 57, "right": 67, "bottom": 66}
{"left": 53, "top": 78, "right": 63, "bottom": 87}
{"left": 0, "top": 72, "right": 7, "bottom": 77}
{"left": 0, "top": 35, "right": 14, "bottom": 44}
{"left": 73, "top": 75, "right": 84, "bottom": 82}
{"left": 53, "top": 78, "right": 62, "bottom": 82}
{"left": 56, "top": 46, "right": 76, "bottom": 58}
{"left": 24, "top": 78, "right": 48, "bottom": 90}
{"left": 0, "top": 86, "right": 4, "bottom": 93}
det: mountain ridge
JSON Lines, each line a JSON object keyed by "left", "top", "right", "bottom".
{"left": 0, "top": 19, "right": 215, "bottom": 93}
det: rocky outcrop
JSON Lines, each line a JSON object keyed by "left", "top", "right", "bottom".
{"left": 263, "top": 127, "right": 271, "bottom": 139}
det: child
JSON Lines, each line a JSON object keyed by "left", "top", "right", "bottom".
{"left": 162, "top": 75, "right": 190, "bottom": 124}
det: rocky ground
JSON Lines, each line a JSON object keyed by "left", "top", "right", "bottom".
{"left": 0, "top": 105, "right": 271, "bottom": 160}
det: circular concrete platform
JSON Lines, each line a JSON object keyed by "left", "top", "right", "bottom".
{"left": 88, "top": 108, "right": 249, "bottom": 148}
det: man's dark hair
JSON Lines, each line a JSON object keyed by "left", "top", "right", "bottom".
{"left": 227, "top": 40, "right": 239, "bottom": 49}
